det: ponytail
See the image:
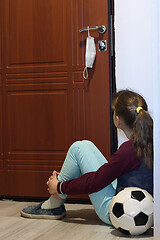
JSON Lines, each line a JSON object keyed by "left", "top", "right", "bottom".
{"left": 132, "top": 109, "right": 153, "bottom": 169}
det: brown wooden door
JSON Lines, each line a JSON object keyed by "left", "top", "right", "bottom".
{"left": 0, "top": 0, "right": 112, "bottom": 198}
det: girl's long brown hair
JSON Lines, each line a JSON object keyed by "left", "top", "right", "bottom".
{"left": 112, "top": 90, "right": 153, "bottom": 169}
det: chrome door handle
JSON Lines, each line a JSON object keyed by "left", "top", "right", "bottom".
{"left": 79, "top": 25, "right": 106, "bottom": 34}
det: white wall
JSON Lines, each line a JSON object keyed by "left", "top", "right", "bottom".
{"left": 115, "top": 0, "right": 153, "bottom": 145}
{"left": 114, "top": 0, "right": 160, "bottom": 237}
{"left": 151, "top": 1, "right": 160, "bottom": 237}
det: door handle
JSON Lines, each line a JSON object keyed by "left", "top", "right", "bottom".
{"left": 79, "top": 25, "right": 106, "bottom": 34}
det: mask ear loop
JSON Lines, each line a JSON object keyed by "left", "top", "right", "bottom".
{"left": 88, "top": 26, "right": 90, "bottom": 37}
{"left": 83, "top": 26, "right": 90, "bottom": 79}
{"left": 83, "top": 66, "right": 88, "bottom": 79}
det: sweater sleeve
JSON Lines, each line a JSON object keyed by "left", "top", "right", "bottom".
{"left": 57, "top": 140, "right": 141, "bottom": 195}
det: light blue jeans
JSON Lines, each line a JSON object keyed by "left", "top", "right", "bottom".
{"left": 57, "top": 140, "right": 117, "bottom": 225}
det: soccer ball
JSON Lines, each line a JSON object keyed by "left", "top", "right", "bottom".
{"left": 109, "top": 187, "right": 153, "bottom": 236}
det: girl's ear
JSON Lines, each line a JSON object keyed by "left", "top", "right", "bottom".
{"left": 113, "top": 113, "right": 121, "bottom": 128}
{"left": 115, "top": 115, "right": 121, "bottom": 127}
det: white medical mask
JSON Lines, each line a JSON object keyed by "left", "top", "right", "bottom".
{"left": 83, "top": 28, "right": 96, "bottom": 79}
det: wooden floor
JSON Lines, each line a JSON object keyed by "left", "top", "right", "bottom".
{"left": 0, "top": 200, "right": 154, "bottom": 240}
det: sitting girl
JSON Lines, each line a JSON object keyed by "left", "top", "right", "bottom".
{"left": 21, "top": 89, "right": 153, "bottom": 225}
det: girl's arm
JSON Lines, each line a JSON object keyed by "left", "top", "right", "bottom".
{"left": 48, "top": 141, "right": 140, "bottom": 196}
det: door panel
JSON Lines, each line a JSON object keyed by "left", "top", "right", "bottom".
{"left": 5, "top": 0, "right": 68, "bottom": 72}
{"left": 1, "top": 0, "right": 111, "bottom": 198}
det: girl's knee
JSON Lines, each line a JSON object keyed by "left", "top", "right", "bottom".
{"left": 69, "top": 141, "right": 91, "bottom": 156}
{"left": 68, "top": 141, "right": 84, "bottom": 156}
{"left": 70, "top": 141, "right": 82, "bottom": 149}
{"left": 81, "top": 140, "right": 96, "bottom": 148}
{"left": 70, "top": 140, "right": 95, "bottom": 149}
{"left": 81, "top": 140, "right": 93, "bottom": 145}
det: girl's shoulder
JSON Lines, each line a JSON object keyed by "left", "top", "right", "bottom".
{"left": 119, "top": 139, "right": 132, "bottom": 147}
{"left": 118, "top": 140, "right": 133, "bottom": 151}
{"left": 109, "top": 140, "right": 140, "bottom": 170}
{"left": 115, "top": 140, "right": 137, "bottom": 160}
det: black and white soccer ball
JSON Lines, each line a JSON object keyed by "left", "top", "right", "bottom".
{"left": 109, "top": 187, "right": 153, "bottom": 236}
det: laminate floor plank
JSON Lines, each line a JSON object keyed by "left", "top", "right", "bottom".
{"left": 0, "top": 200, "right": 154, "bottom": 240}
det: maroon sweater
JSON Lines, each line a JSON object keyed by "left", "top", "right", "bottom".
{"left": 57, "top": 140, "right": 150, "bottom": 195}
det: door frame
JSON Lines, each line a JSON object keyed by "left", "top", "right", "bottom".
{"left": 108, "top": 0, "right": 117, "bottom": 155}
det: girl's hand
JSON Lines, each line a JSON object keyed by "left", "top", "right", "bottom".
{"left": 46, "top": 170, "right": 58, "bottom": 195}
